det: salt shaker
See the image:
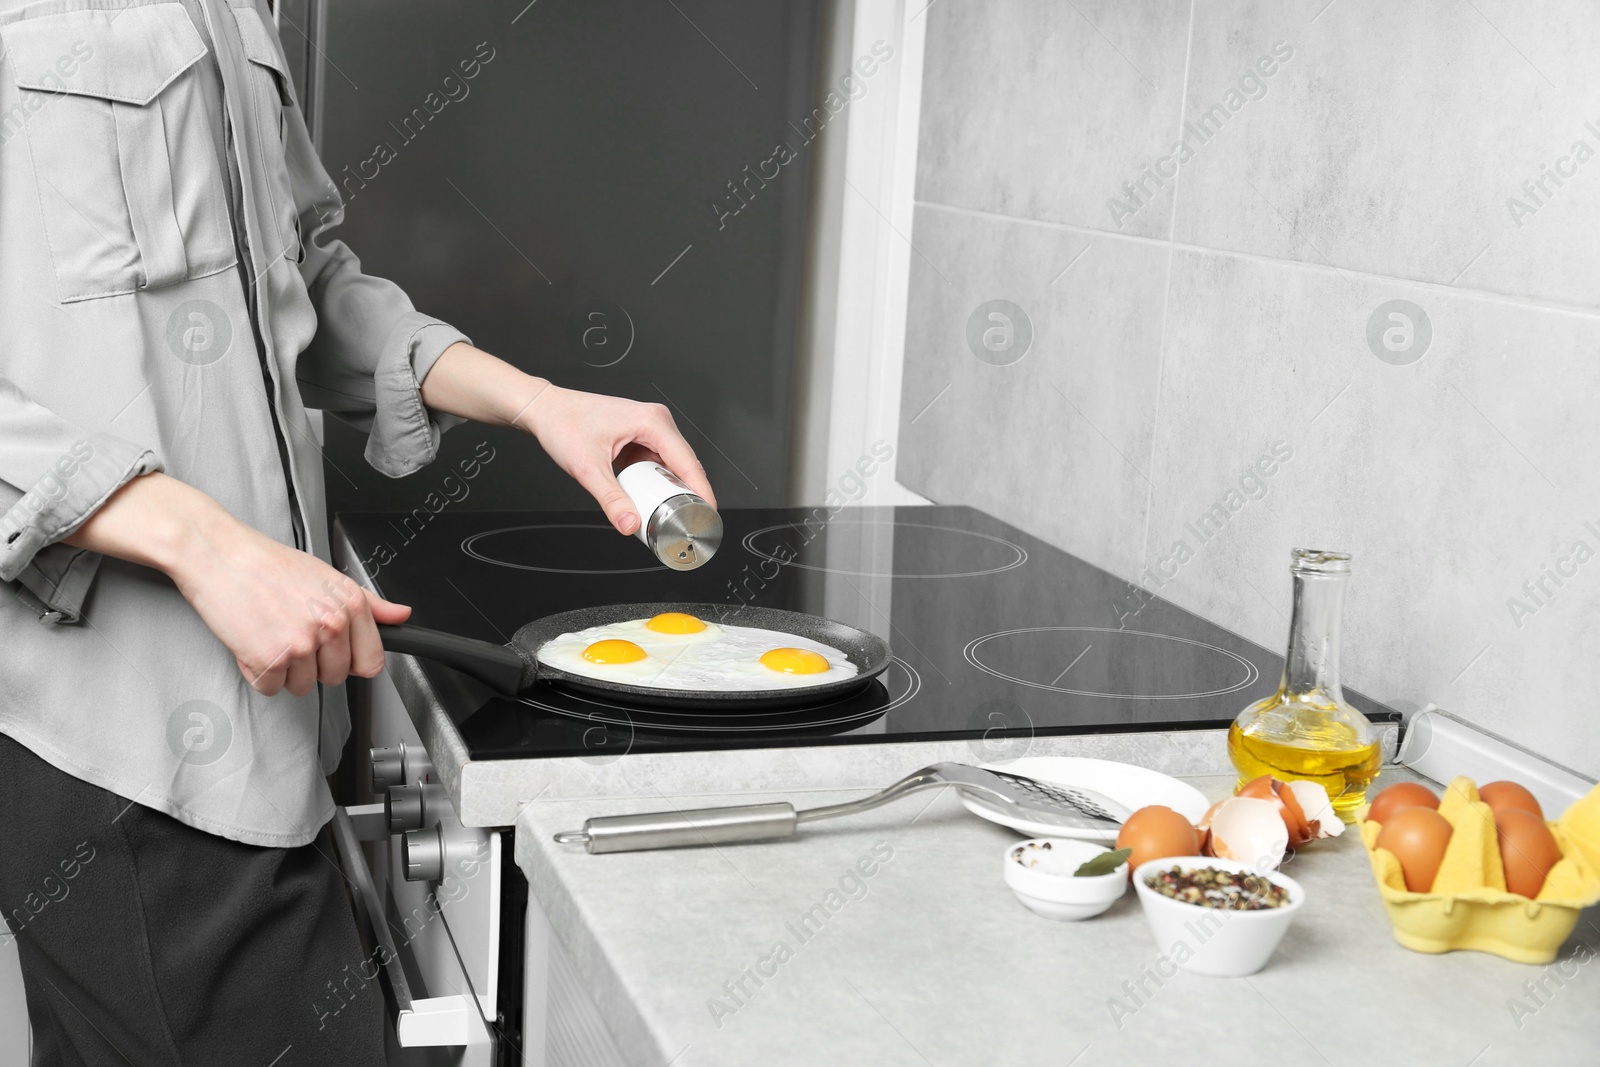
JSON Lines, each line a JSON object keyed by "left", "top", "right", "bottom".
{"left": 616, "top": 460, "right": 722, "bottom": 571}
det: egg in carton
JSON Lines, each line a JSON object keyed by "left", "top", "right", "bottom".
{"left": 1361, "top": 777, "right": 1600, "bottom": 964}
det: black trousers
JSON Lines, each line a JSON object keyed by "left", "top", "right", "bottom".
{"left": 0, "top": 734, "right": 385, "bottom": 1067}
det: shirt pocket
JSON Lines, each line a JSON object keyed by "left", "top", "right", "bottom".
{"left": 1, "top": 4, "right": 238, "bottom": 304}
{"left": 228, "top": 3, "right": 303, "bottom": 265}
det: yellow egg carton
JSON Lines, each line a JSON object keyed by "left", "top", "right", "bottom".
{"left": 1361, "top": 777, "right": 1600, "bottom": 964}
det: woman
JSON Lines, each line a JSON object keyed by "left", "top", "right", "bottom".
{"left": 0, "top": 1, "right": 714, "bottom": 1062}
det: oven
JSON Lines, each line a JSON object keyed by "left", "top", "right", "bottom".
{"left": 334, "top": 661, "right": 505, "bottom": 1065}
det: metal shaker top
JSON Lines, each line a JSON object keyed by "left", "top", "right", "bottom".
{"left": 647, "top": 494, "right": 722, "bottom": 571}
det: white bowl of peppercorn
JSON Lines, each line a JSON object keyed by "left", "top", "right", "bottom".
{"left": 1003, "top": 838, "right": 1129, "bottom": 921}
{"left": 1133, "top": 857, "right": 1305, "bottom": 976}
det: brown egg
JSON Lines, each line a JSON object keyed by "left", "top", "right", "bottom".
{"left": 1496, "top": 809, "right": 1562, "bottom": 898}
{"left": 1365, "top": 782, "right": 1439, "bottom": 825}
{"left": 1375, "top": 807, "right": 1453, "bottom": 892}
{"left": 1479, "top": 781, "right": 1543, "bottom": 820}
{"left": 1116, "top": 805, "right": 1202, "bottom": 877}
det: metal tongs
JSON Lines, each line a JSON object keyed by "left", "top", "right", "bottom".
{"left": 553, "top": 762, "right": 1133, "bottom": 854}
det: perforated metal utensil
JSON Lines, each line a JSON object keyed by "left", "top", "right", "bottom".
{"left": 552, "top": 762, "right": 1134, "bottom": 854}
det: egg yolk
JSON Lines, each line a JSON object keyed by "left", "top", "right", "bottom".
{"left": 582, "top": 639, "right": 647, "bottom": 664}
{"left": 759, "top": 648, "right": 830, "bottom": 674}
{"left": 646, "top": 612, "right": 706, "bottom": 635}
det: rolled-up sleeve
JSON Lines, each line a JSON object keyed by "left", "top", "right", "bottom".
{"left": 0, "top": 378, "right": 163, "bottom": 622}
{"left": 281, "top": 72, "right": 468, "bottom": 478}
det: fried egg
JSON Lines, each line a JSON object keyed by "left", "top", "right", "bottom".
{"left": 537, "top": 613, "right": 858, "bottom": 691}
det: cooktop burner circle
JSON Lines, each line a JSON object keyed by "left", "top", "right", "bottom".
{"left": 461, "top": 524, "right": 667, "bottom": 574}
{"left": 741, "top": 519, "right": 1028, "bottom": 578}
{"left": 963, "top": 627, "right": 1259, "bottom": 700}
{"left": 513, "top": 656, "right": 923, "bottom": 733}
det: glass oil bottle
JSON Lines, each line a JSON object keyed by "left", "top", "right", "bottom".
{"left": 1227, "top": 549, "right": 1380, "bottom": 822}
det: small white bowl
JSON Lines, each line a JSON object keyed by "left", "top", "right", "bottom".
{"left": 1132, "top": 857, "right": 1305, "bottom": 977}
{"left": 1003, "top": 838, "right": 1128, "bottom": 921}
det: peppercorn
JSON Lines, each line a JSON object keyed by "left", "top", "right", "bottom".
{"left": 1143, "top": 865, "right": 1290, "bottom": 910}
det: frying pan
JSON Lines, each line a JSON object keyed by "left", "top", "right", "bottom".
{"left": 377, "top": 602, "right": 893, "bottom": 710}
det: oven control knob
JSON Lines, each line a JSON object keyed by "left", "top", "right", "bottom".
{"left": 402, "top": 827, "right": 444, "bottom": 883}
{"left": 386, "top": 785, "right": 425, "bottom": 834}
{"left": 370, "top": 745, "right": 406, "bottom": 793}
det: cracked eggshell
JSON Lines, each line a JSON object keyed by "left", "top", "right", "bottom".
{"left": 1237, "top": 775, "right": 1312, "bottom": 845}
{"left": 1286, "top": 780, "right": 1345, "bottom": 840}
{"left": 1205, "top": 796, "right": 1289, "bottom": 870}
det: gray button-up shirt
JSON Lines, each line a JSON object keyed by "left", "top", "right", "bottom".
{"left": 0, "top": 0, "right": 468, "bottom": 846}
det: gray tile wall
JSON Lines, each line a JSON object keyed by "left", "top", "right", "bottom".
{"left": 899, "top": 0, "right": 1600, "bottom": 778}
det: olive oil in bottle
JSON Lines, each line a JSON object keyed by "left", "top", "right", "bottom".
{"left": 1228, "top": 549, "right": 1378, "bottom": 822}
{"left": 1228, "top": 721, "right": 1381, "bottom": 821}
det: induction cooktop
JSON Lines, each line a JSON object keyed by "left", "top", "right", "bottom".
{"left": 335, "top": 506, "right": 1397, "bottom": 761}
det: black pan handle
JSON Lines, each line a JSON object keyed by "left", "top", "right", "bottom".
{"left": 377, "top": 624, "right": 528, "bottom": 695}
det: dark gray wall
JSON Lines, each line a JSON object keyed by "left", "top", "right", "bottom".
{"left": 308, "top": 0, "right": 818, "bottom": 514}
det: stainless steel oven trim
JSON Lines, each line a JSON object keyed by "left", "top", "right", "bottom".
{"left": 332, "top": 801, "right": 494, "bottom": 1049}
{"left": 331, "top": 804, "right": 415, "bottom": 1016}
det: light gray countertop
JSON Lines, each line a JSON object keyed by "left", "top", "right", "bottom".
{"left": 515, "top": 768, "right": 1599, "bottom": 1067}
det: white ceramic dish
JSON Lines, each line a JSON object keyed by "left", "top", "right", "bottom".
{"left": 1132, "top": 856, "right": 1305, "bottom": 976}
{"left": 961, "top": 757, "right": 1211, "bottom": 842}
{"left": 1003, "top": 838, "right": 1128, "bottom": 921}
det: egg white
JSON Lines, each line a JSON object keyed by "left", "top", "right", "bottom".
{"left": 536, "top": 618, "right": 859, "bottom": 691}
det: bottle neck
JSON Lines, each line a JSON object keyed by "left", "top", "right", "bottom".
{"left": 1280, "top": 568, "right": 1348, "bottom": 704}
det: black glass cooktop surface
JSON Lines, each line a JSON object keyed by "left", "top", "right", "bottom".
{"left": 336, "top": 506, "right": 1396, "bottom": 760}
